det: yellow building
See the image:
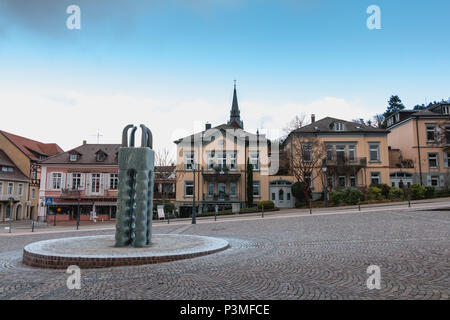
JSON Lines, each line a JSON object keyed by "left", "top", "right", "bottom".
{"left": 0, "top": 150, "right": 29, "bottom": 221}
{"left": 283, "top": 115, "right": 391, "bottom": 200}
{"left": 0, "top": 131, "right": 63, "bottom": 219}
{"left": 386, "top": 101, "right": 450, "bottom": 188}
{"left": 174, "top": 84, "right": 271, "bottom": 215}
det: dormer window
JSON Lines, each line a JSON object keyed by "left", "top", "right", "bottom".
{"left": 69, "top": 154, "right": 77, "bottom": 162}
{"left": 387, "top": 117, "right": 394, "bottom": 127}
{"left": 332, "top": 122, "right": 345, "bottom": 131}
{"left": 443, "top": 106, "right": 449, "bottom": 114}
{"left": 95, "top": 150, "right": 107, "bottom": 162}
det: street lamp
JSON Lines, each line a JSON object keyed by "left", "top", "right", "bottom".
{"left": 322, "top": 166, "right": 328, "bottom": 208}
{"left": 192, "top": 162, "right": 197, "bottom": 224}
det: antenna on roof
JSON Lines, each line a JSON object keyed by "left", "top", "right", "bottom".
{"left": 90, "top": 129, "right": 103, "bottom": 144}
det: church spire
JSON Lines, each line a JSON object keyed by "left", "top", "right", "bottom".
{"left": 228, "top": 80, "right": 244, "bottom": 129}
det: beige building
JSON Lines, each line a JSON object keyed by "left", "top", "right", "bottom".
{"left": 283, "top": 115, "right": 391, "bottom": 199}
{"left": 386, "top": 101, "right": 450, "bottom": 188}
{"left": 0, "top": 150, "right": 29, "bottom": 221}
{"left": 174, "top": 84, "right": 272, "bottom": 215}
{"left": 0, "top": 131, "right": 63, "bottom": 219}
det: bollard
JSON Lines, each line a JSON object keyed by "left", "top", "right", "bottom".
{"left": 9, "top": 219, "right": 12, "bottom": 233}
{"left": 168, "top": 210, "right": 170, "bottom": 224}
{"left": 358, "top": 198, "right": 361, "bottom": 211}
{"left": 31, "top": 220, "right": 35, "bottom": 232}
{"left": 262, "top": 205, "right": 264, "bottom": 218}
{"left": 215, "top": 206, "right": 218, "bottom": 221}
{"left": 408, "top": 194, "right": 411, "bottom": 208}
{"left": 309, "top": 201, "right": 312, "bottom": 215}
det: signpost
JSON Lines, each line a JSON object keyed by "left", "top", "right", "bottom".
{"left": 8, "top": 197, "right": 14, "bottom": 233}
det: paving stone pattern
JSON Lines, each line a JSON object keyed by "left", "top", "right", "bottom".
{"left": 0, "top": 208, "right": 449, "bottom": 300}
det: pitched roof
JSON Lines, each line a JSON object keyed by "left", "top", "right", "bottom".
{"left": 0, "top": 150, "right": 29, "bottom": 182}
{"left": 411, "top": 109, "right": 444, "bottom": 117}
{"left": 41, "top": 144, "right": 121, "bottom": 165}
{"left": 0, "top": 130, "right": 63, "bottom": 161}
{"left": 174, "top": 123, "right": 261, "bottom": 144}
{"left": 291, "top": 117, "right": 387, "bottom": 134}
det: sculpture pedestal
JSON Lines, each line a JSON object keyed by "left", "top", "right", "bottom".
{"left": 23, "top": 234, "right": 229, "bottom": 269}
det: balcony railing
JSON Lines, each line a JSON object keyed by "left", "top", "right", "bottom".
{"left": 323, "top": 156, "right": 367, "bottom": 167}
{"left": 154, "top": 192, "right": 176, "bottom": 199}
{"left": 60, "top": 188, "right": 82, "bottom": 198}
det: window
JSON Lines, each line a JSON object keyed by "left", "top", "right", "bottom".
{"left": 350, "top": 175, "right": 356, "bottom": 187}
{"left": 52, "top": 173, "right": 62, "bottom": 190}
{"left": 2, "top": 166, "right": 13, "bottom": 172}
{"left": 334, "top": 122, "right": 345, "bottom": 131}
{"left": 32, "top": 168, "right": 37, "bottom": 180}
{"left": 18, "top": 184, "right": 23, "bottom": 196}
{"left": 216, "top": 152, "right": 226, "bottom": 169}
{"left": 184, "top": 151, "right": 194, "bottom": 170}
{"left": 338, "top": 176, "right": 346, "bottom": 187}
{"left": 7, "top": 182, "right": 13, "bottom": 195}
{"left": 110, "top": 174, "right": 119, "bottom": 190}
{"left": 0, "top": 182, "right": 2, "bottom": 194}
{"left": 91, "top": 173, "right": 101, "bottom": 193}
{"left": 387, "top": 117, "right": 394, "bottom": 127}
{"left": 69, "top": 154, "right": 77, "bottom": 161}
{"left": 443, "top": 106, "right": 449, "bottom": 114}
{"left": 72, "top": 173, "right": 82, "bottom": 190}
{"left": 395, "top": 113, "right": 400, "bottom": 122}
{"left": 184, "top": 181, "right": 194, "bottom": 197}
{"left": 218, "top": 183, "right": 226, "bottom": 199}
{"left": 369, "top": 144, "right": 380, "bottom": 161}
{"left": 31, "top": 188, "right": 36, "bottom": 200}
{"left": 250, "top": 151, "right": 260, "bottom": 170}
{"left": 446, "top": 153, "right": 450, "bottom": 168}
{"left": 428, "top": 153, "right": 438, "bottom": 168}
{"left": 426, "top": 125, "right": 436, "bottom": 142}
{"left": 253, "top": 181, "right": 260, "bottom": 197}
{"left": 445, "top": 127, "right": 450, "bottom": 144}
{"left": 230, "top": 182, "right": 237, "bottom": 196}
{"left": 431, "top": 176, "right": 439, "bottom": 186}
{"left": 326, "top": 145, "right": 334, "bottom": 161}
{"left": 272, "top": 193, "right": 276, "bottom": 201}
{"left": 348, "top": 145, "right": 356, "bottom": 161}
{"left": 302, "top": 144, "right": 312, "bottom": 162}
{"left": 96, "top": 153, "right": 105, "bottom": 162}
{"left": 287, "top": 192, "right": 291, "bottom": 201}
{"left": 228, "top": 152, "right": 237, "bottom": 170}
{"left": 207, "top": 151, "right": 215, "bottom": 170}
{"left": 207, "top": 182, "right": 214, "bottom": 197}
{"left": 371, "top": 172, "right": 381, "bottom": 185}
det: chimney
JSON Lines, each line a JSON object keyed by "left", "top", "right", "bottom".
{"left": 205, "top": 122, "right": 211, "bottom": 130}
{"left": 82, "top": 140, "right": 87, "bottom": 145}
{"left": 311, "top": 114, "right": 316, "bottom": 123}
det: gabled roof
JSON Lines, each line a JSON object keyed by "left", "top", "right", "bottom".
{"left": 174, "top": 123, "right": 262, "bottom": 145}
{"left": 0, "top": 130, "right": 63, "bottom": 161}
{"left": 291, "top": 117, "right": 387, "bottom": 134}
{"left": 41, "top": 144, "right": 120, "bottom": 165}
{"left": 411, "top": 109, "right": 443, "bottom": 117}
{"left": 0, "top": 150, "right": 29, "bottom": 182}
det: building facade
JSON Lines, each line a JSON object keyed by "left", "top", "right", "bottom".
{"left": 38, "top": 142, "right": 176, "bottom": 222}
{"left": 386, "top": 101, "right": 450, "bottom": 188}
{"left": 174, "top": 84, "right": 271, "bottom": 215}
{"left": 0, "top": 150, "right": 29, "bottom": 221}
{"left": 283, "top": 116, "right": 391, "bottom": 200}
{"left": 0, "top": 130, "right": 63, "bottom": 220}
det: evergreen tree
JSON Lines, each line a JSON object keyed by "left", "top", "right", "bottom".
{"left": 246, "top": 160, "right": 253, "bottom": 207}
{"left": 383, "top": 95, "right": 405, "bottom": 118}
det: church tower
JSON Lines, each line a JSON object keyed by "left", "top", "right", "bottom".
{"left": 227, "top": 81, "right": 244, "bottom": 129}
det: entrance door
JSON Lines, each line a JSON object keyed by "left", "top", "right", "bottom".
{"left": 269, "top": 181, "right": 294, "bottom": 208}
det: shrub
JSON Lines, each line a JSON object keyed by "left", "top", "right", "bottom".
{"left": 380, "top": 184, "right": 391, "bottom": 199}
{"left": 367, "top": 186, "right": 382, "bottom": 200}
{"left": 343, "top": 188, "right": 363, "bottom": 205}
{"left": 424, "top": 186, "right": 435, "bottom": 199}
{"left": 292, "top": 182, "right": 311, "bottom": 203}
{"left": 330, "top": 190, "right": 344, "bottom": 205}
{"left": 436, "top": 189, "right": 450, "bottom": 198}
{"left": 389, "top": 187, "right": 403, "bottom": 200}
{"left": 295, "top": 200, "right": 306, "bottom": 208}
{"left": 257, "top": 200, "right": 275, "bottom": 210}
{"left": 410, "top": 184, "right": 425, "bottom": 200}
{"left": 163, "top": 202, "right": 175, "bottom": 214}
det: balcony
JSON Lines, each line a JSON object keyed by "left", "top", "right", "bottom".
{"left": 60, "top": 188, "right": 82, "bottom": 198}
{"left": 154, "top": 192, "right": 176, "bottom": 200}
{"left": 322, "top": 156, "right": 367, "bottom": 168}
{"left": 202, "top": 166, "right": 241, "bottom": 182}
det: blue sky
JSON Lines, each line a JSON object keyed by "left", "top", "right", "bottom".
{"left": 0, "top": 0, "right": 449, "bottom": 153}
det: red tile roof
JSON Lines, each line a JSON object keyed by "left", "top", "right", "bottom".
{"left": 0, "top": 150, "right": 29, "bottom": 182}
{"left": 0, "top": 130, "right": 64, "bottom": 161}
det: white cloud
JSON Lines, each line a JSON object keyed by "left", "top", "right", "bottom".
{"left": 0, "top": 90, "right": 377, "bottom": 162}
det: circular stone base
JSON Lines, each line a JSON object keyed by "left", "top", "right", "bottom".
{"left": 23, "top": 234, "right": 229, "bottom": 269}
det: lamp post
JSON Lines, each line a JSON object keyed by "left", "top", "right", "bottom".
{"left": 77, "top": 197, "right": 81, "bottom": 230}
{"left": 322, "top": 166, "right": 328, "bottom": 208}
{"left": 192, "top": 162, "right": 197, "bottom": 224}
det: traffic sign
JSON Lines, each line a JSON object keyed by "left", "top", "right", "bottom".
{"left": 45, "top": 197, "right": 53, "bottom": 206}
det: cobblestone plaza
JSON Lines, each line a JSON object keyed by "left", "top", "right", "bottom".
{"left": 0, "top": 202, "right": 449, "bottom": 300}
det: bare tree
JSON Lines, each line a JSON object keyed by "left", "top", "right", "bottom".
{"left": 283, "top": 114, "right": 307, "bottom": 137}
{"left": 155, "top": 148, "right": 174, "bottom": 167}
{"left": 288, "top": 136, "right": 327, "bottom": 205}
{"left": 372, "top": 114, "right": 385, "bottom": 128}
